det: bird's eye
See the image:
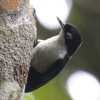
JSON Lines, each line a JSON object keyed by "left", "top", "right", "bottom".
{"left": 66, "top": 32, "right": 73, "bottom": 39}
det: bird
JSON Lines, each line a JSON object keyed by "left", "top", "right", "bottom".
{"left": 25, "top": 17, "right": 82, "bottom": 93}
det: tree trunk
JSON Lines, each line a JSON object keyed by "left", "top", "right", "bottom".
{"left": 0, "top": 0, "right": 36, "bottom": 100}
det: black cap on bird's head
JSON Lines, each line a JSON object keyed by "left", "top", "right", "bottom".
{"left": 57, "top": 17, "right": 82, "bottom": 56}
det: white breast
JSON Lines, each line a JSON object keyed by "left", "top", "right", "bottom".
{"left": 32, "top": 36, "right": 67, "bottom": 73}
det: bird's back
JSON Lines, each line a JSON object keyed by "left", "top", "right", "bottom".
{"left": 31, "top": 36, "right": 67, "bottom": 73}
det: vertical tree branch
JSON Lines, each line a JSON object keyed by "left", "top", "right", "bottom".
{"left": 0, "top": 0, "right": 36, "bottom": 100}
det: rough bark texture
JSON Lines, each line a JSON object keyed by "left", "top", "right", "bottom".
{"left": 0, "top": 0, "right": 36, "bottom": 100}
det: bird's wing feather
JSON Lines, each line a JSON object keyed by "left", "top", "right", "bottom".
{"left": 25, "top": 54, "right": 69, "bottom": 92}
{"left": 41, "top": 54, "right": 69, "bottom": 84}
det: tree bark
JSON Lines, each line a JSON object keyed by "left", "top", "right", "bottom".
{"left": 0, "top": 0, "right": 36, "bottom": 100}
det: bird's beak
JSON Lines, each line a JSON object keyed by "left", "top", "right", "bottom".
{"left": 57, "top": 17, "right": 65, "bottom": 30}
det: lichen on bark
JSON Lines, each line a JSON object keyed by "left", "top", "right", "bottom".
{"left": 0, "top": 3, "right": 36, "bottom": 100}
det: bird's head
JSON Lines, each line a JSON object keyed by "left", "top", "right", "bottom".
{"left": 57, "top": 17, "right": 82, "bottom": 56}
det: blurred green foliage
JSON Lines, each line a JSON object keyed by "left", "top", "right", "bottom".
{"left": 25, "top": 0, "right": 100, "bottom": 100}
